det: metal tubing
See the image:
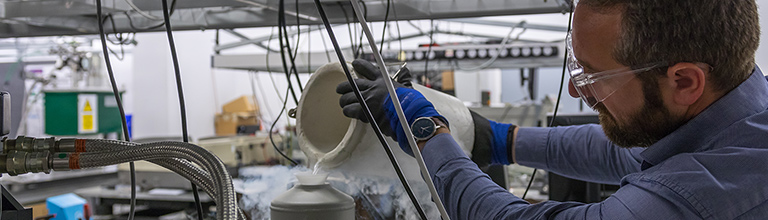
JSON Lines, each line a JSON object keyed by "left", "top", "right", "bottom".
{"left": 76, "top": 142, "right": 237, "bottom": 220}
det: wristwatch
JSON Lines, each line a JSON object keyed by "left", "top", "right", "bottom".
{"left": 410, "top": 117, "right": 447, "bottom": 141}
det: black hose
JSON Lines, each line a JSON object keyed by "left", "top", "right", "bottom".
{"left": 159, "top": 0, "right": 205, "bottom": 218}
{"left": 278, "top": 0, "right": 301, "bottom": 104}
{"left": 95, "top": 1, "right": 137, "bottom": 219}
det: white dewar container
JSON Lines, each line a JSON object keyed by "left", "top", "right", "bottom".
{"left": 296, "top": 62, "right": 475, "bottom": 169}
{"left": 292, "top": 62, "right": 476, "bottom": 218}
{"left": 270, "top": 173, "right": 354, "bottom": 220}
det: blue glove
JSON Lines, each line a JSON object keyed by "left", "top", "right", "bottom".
{"left": 470, "top": 110, "right": 516, "bottom": 168}
{"left": 385, "top": 88, "right": 448, "bottom": 156}
{"left": 337, "top": 59, "right": 447, "bottom": 156}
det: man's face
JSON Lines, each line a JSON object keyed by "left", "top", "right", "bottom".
{"left": 570, "top": 4, "right": 686, "bottom": 148}
{"left": 594, "top": 80, "right": 687, "bottom": 148}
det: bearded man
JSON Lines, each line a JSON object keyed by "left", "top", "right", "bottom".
{"left": 336, "top": 0, "right": 768, "bottom": 218}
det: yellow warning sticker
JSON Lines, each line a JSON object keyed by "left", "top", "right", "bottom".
{"left": 83, "top": 115, "right": 94, "bottom": 130}
{"left": 78, "top": 94, "right": 98, "bottom": 133}
{"left": 84, "top": 101, "right": 92, "bottom": 112}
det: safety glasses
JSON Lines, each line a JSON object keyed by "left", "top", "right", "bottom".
{"left": 566, "top": 32, "right": 666, "bottom": 109}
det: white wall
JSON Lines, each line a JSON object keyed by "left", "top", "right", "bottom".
{"left": 131, "top": 31, "right": 224, "bottom": 140}
{"left": 756, "top": 0, "right": 768, "bottom": 73}
{"left": 128, "top": 30, "right": 311, "bottom": 140}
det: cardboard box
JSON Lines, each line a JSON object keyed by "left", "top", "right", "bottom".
{"left": 442, "top": 70, "right": 455, "bottom": 91}
{"left": 28, "top": 202, "right": 48, "bottom": 219}
{"left": 215, "top": 112, "right": 259, "bottom": 136}
{"left": 223, "top": 95, "right": 259, "bottom": 114}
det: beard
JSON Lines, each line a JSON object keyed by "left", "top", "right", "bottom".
{"left": 595, "top": 79, "right": 687, "bottom": 148}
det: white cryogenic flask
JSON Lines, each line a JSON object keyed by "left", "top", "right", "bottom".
{"left": 270, "top": 172, "right": 355, "bottom": 220}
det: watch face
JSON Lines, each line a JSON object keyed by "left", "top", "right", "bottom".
{"left": 411, "top": 118, "right": 436, "bottom": 139}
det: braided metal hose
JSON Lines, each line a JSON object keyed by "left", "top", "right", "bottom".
{"left": 78, "top": 145, "right": 234, "bottom": 219}
{"left": 152, "top": 159, "right": 216, "bottom": 197}
{"left": 76, "top": 142, "right": 237, "bottom": 219}
{"left": 83, "top": 140, "right": 246, "bottom": 220}
{"left": 84, "top": 140, "right": 217, "bottom": 200}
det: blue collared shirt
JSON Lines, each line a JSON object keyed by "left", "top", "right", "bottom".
{"left": 423, "top": 67, "right": 768, "bottom": 219}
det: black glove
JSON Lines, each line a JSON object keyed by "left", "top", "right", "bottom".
{"left": 470, "top": 110, "right": 517, "bottom": 168}
{"left": 392, "top": 65, "right": 413, "bottom": 88}
{"left": 336, "top": 59, "right": 447, "bottom": 156}
{"left": 336, "top": 59, "right": 406, "bottom": 137}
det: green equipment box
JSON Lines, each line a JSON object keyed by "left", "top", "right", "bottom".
{"left": 43, "top": 89, "right": 124, "bottom": 136}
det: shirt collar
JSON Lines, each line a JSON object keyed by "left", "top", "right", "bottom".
{"left": 639, "top": 66, "right": 768, "bottom": 169}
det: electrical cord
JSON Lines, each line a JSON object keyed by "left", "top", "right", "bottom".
{"left": 102, "top": 14, "right": 136, "bottom": 61}
{"left": 95, "top": 1, "right": 137, "bottom": 219}
{"left": 283, "top": 22, "right": 303, "bottom": 93}
{"left": 264, "top": 26, "right": 297, "bottom": 165}
{"left": 123, "top": 0, "right": 177, "bottom": 31}
{"left": 295, "top": 0, "right": 302, "bottom": 59}
{"left": 355, "top": 1, "right": 368, "bottom": 58}
{"left": 379, "top": 0, "right": 391, "bottom": 54}
{"left": 338, "top": 2, "right": 357, "bottom": 55}
{"left": 521, "top": 6, "right": 574, "bottom": 201}
{"left": 312, "top": 1, "right": 428, "bottom": 219}
{"left": 266, "top": 28, "right": 285, "bottom": 104}
{"left": 159, "top": 1, "right": 205, "bottom": 218}
{"left": 277, "top": 0, "right": 301, "bottom": 104}
{"left": 283, "top": 0, "right": 303, "bottom": 92}
{"left": 270, "top": 85, "right": 300, "bottom": 166}
{"left": 124, "top": 0, "right": 162, "bottom": 20}
{"left": 319, "top": 25, "right": 332, "bottom": 62}
{"left": 308, "top": 28, "right": 312, "bottom": 74}
{"left": 424, "top": 19, "right": 435, "bottom": 82}
{"left": 390, "top": 1, "right": 403, "bottom": 54}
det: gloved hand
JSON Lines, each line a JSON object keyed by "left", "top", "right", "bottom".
{"left": 337, "top": 59, "right": 447, "bottom": 156}
{"left": 470, "top": 110, "right": 517, "bottom": 168}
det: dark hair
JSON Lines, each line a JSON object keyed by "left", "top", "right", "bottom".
{"left": 580, "top": 0, "right": 760, "bottom": 92}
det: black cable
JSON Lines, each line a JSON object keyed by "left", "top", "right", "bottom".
{"left": 287, "top": 0, "right": 304, "bottom": 91}
{"left": 270, "top": 85, "right": 300, "bottom": 166}
{"left": 522, "top": 6, "right": 575, "bottom": 201}
{"left": 312, "top": 1, "right": 428, "bottom": 219}
{"left": 295, "top": 0, "right": 302, "bottom": 57}
{"left": 307, "top": 26, "right": 312, "bottom": 74}
{"left": 102, "top": 14, "right": 134, "bottom": 61}
{"left": 347, "top": 1, "right": 368, "bottom": 59}
{"left": 338, "top": 2, "right": 357, "bottom": 55}
{"left": 319, "top": 25, "right": 332, "bottom": 62}
{"left": 123, "top": 0, "right": 177, "bottom": 31}
{"left": 277, "top": 0, "right": 300, "bottom": 104}
{"left": 215, "top": 29, "right": 220, "bottom": 55}
{"left": 159, "top": 1, "right": 204, "bottom": 218}
{"left": 354, "top": 1, "right": 368, "bottom": 59}
{"left": 390, "top": 1, "right": 403, "bottom": 53}
{"left": 95, "top": 1, "right": 137, "bottom": 220}
{"left": 379, "top": 0, "right": 391, "bottom": 54}
{"left": 424, "top": 19, "right": 435, "bottom": 83}
{"left": 264, "top": 27, "right": 297, "bottom": 165}
{"left": 281, "top": 15, "right": 303, "bottom": 92}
